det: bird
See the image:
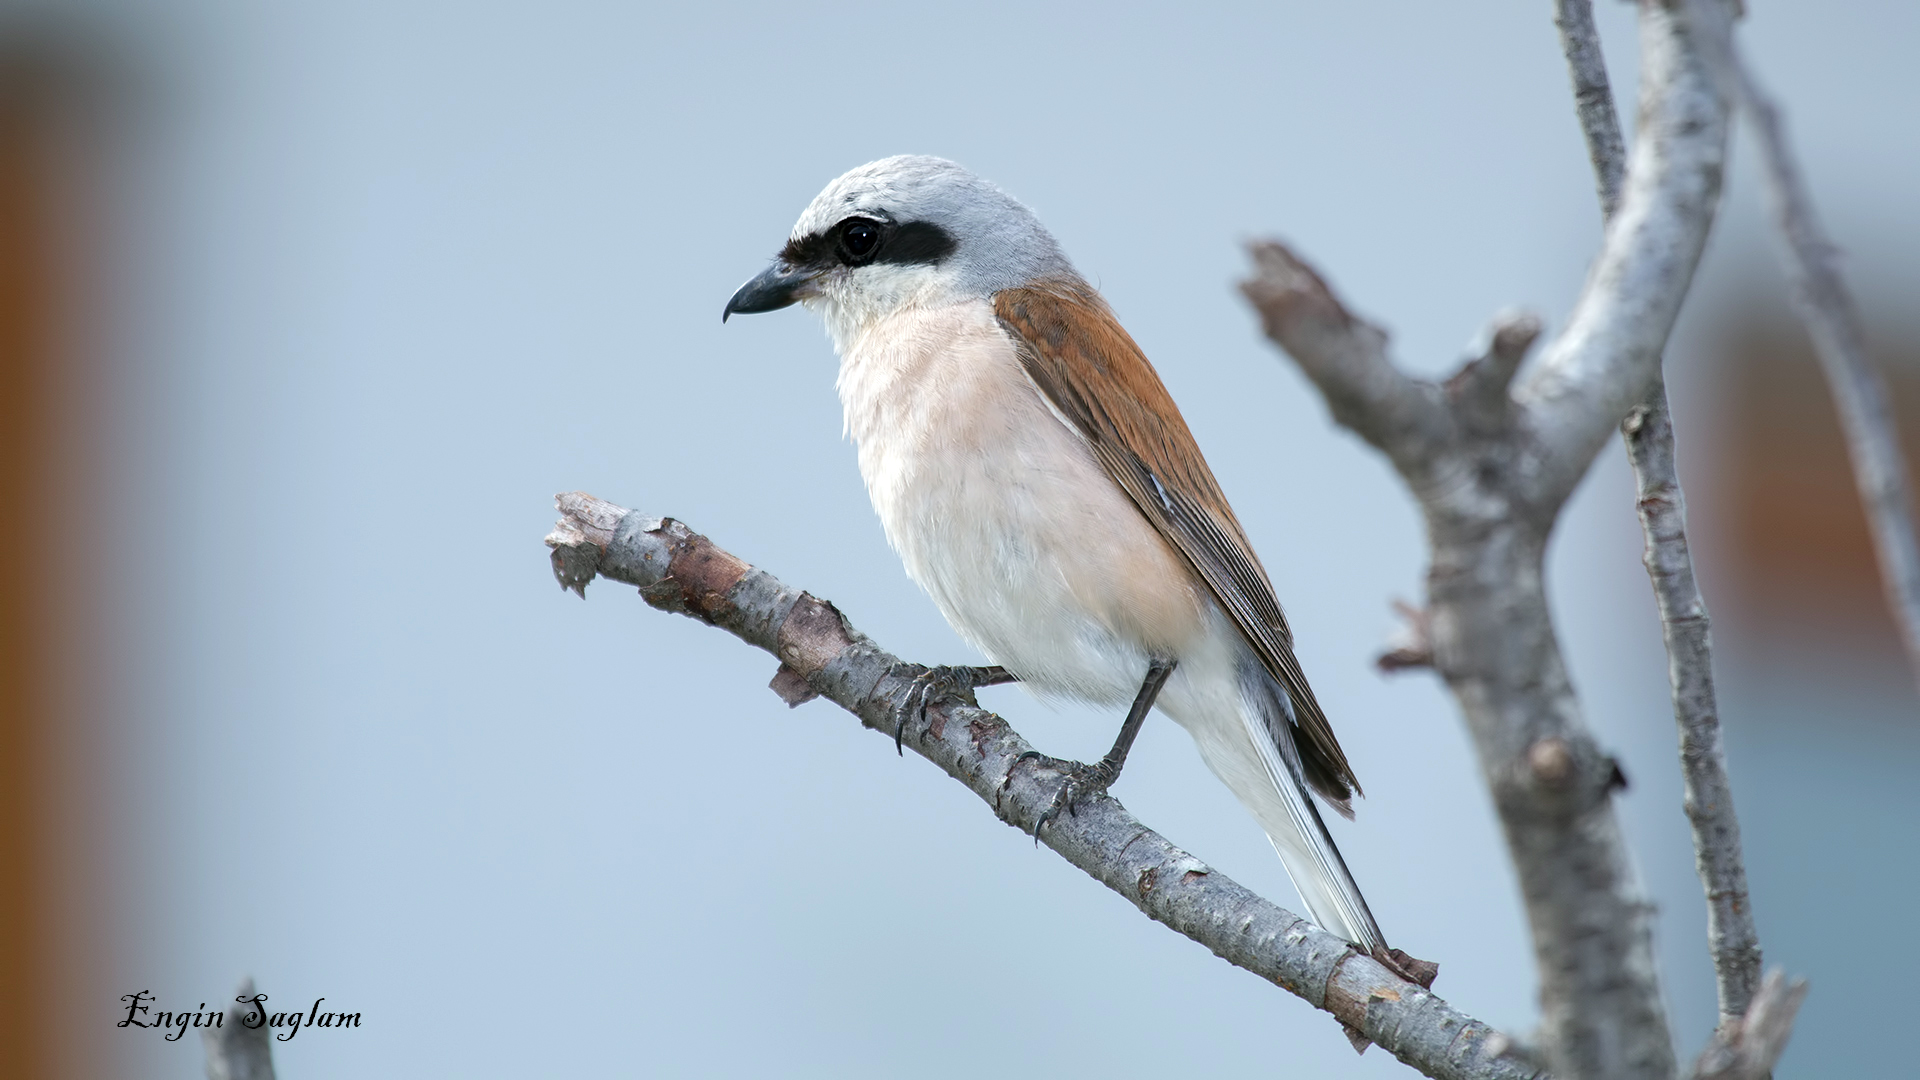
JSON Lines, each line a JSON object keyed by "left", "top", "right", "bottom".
{"left": 723, "top": 154, "right": 1405, "bottom": 963}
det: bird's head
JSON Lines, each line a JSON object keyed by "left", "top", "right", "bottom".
{"left": 723, "top": 155, "right": 1072, "bottom": 342}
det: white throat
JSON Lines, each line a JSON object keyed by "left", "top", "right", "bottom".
{"left": 807, "top": 262, "right": 967, "bottom": 358}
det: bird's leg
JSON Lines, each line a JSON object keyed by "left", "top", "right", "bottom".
{"left": 894, "top": 664, "right": 1019, "bottom": 755}
{"left": 1023, "top": 657, "right": 1177, "bottom": 838}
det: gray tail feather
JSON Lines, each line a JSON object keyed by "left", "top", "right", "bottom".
{"left": 1240, "top": 663, "right": 1385, "bottom": 951}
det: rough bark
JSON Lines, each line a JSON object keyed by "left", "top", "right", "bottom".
{"left": 1622, "top": 400, "right": 1763, "bottom": 1025}
{"left": 545, "top": 493, "right": 1544, "bottom": 1080}
{"left": 1240, "top": 4, "right": 1731, "bottom": 1076}
{"left": 1552, "top": 0, "right": 1763, "bottom": 1027}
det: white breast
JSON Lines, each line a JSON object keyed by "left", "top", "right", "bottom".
{"left": 832, "top": 297, "right": 1207, "bottom": 705}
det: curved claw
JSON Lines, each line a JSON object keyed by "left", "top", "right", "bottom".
{"left": 892, "top": 665, "right": 1015, "bottom": 757}
{"left": 1033, "top": 805, "right": 1058, "bottom": 845}
{"left": 894, "top": 673, "right": 925, "bottom": 756}
{"left": 1024, "top": 756, "right": 1118, "bottom": 845}
{"left": 1033, "top": 782, "right": 1080, "bottom": 845}
{"left": 894, "top": 667, "right": 946, "bottom": 756}
{"left": 999, "top": 749, "right": 1046, "bottom": 799}
{"left": 1007, "top": 750, "right": 1061, "bottom": 844}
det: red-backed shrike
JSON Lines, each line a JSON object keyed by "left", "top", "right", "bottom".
{"left": 725, "top": 155, "right": 1392, "bottom": 954}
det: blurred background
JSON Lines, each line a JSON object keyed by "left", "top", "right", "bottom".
{"left": 2, "top": 2, "right": 1915, "bottom": 1077}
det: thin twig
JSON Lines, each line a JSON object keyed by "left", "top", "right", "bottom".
{"left": 1249, "top": 237, "right": 1679, "bottom": 1080}
{"left": 1553, "top": 0, "right": 1626, "bottom": 220}
{"left": 1518, "top": 1, "right": 1730, "bottom": 511}
{"left": 1239, "top": 241, "right": 1451, "bottom": 477}
{"left": 202, "top": 977, "right": 276, "bottom": 1080}
{"left": 1553, "top": 0, "right": 1763, "bottom": 1026}
{"left": 1689, "top": 969, "right": 1808, "bottom": 1080}
{"left": 545, "top": 493, "right": 1544, "bottom": 1080}
{"left": 1701, "top": 0, "right": 1920, "bottom": 698}
{"left": 1623, "top": 398, "right": 1763, "bottom": 1022}
{"left": 1243, "top": 5, "right": 1731, "bottom": 1075}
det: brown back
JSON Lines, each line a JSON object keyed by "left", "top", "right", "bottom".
{"left": 994, "top": 279, "right": 1361, "bottom": 810}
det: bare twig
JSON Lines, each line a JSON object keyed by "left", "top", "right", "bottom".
{"left": 1689, "top": 970, "right": 1808, "bottom": 1080}
{"left": 1249, "top": 237, "right": 1678, "bottom": 1080}
{"left": 1243, "top": 4, "right": 1732, "bottom": 1076}
{"left": 1447, "top": 311, "right": 1545, "bottom": 437}
{"left": 1377, "top": 599, "right": 1434, "bottom": 673}
{"left": 202, "top": 977, "right": 275, "bottom": 1080}
{"left": 1623, "top": 400, "right": 1766, "bottom": 1023}
{"left": 1698, "top": 0, "right": 1920, "bottom": 697}
{"left": 1554, "top": 0, "right": 1627, "bottom": 221}
{"left": 545, "top": 493, "right": 1542, "bottom": 1080}
{"left": 1553, "top": 0, "right": 1764, "bottom": 1027}
{"left": 1517, "top": 1, "right": 1730, "bottom": 508}
{"left": 1240, "top": 242, "right": 1451, "bottom": 478}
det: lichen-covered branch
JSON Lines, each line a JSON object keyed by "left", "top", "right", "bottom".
{"left": 544, "top": 492, "right": 1542, "bottom": 1080}
{"left": 1553, "top": 0, "right": 1764, "bottom": 1028}
{"left": 1241, "top": 3, "right": 1731, "bottom": 1077}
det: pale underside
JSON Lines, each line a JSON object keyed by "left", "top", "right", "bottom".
{"left": 825, "top": 292, "right": 1381, "bottom": 949}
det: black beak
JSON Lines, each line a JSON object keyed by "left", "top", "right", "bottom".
{"left": 722, "top": 262, "right": 815, "bottom": 322}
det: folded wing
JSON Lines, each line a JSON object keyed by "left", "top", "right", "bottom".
{"left": 993, "top": 279, "right": 1361, "bottom": 813}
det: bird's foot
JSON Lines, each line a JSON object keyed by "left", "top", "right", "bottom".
{"left": 893, "top": 665, "right": 1015, "bottom": 755}
{"left": 1015, "top": 752, "right": 1120, "bottom": 842}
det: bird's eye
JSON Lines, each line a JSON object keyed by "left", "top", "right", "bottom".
{"left": 838, "top": 220, "right": 882, "bottom": 262}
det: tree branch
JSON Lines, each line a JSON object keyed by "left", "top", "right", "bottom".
{"left": 1699, "top": 0, "right": 1920, "bottom": 698}
{"left": 1554, "top": 0, "right": 1628, "bottom": 221}
{"left": 1623, "top": 398, "right": 1767, "bottom": 1019}
{"left": 1518, "top": 0, "right": 1730, "bottom": 510}
{"left": 1243, "top": 3, "right": 1733, "bottom": 1076}
{"left": 1553, "top": 0, "right": 1764, "bottom": 1028}
{"left": 202, "top": 977, "right": 275, "bottom": 1080}
{"left": 544, "top": 492, "right": 1543, "bottom": 1080}
{"left": 1239, "top": 242, "right": 1452, "bottom": 476}
{"left": 1689, "top": 970, "right": 1808, "bottom": 1080}
{"left": 1447, "top": 312, "right": 1545, "bottom": 439}
{"left": 1248, "top": 242, "right": 1675, "bottom": 1078}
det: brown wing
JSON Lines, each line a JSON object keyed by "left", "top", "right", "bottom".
{"left": 994, "top": 279, "right": 1361, "bottom": 806}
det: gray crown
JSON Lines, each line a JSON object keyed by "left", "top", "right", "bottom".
{"left": 792, "top": 155, "right": 1076, "bottom": 295}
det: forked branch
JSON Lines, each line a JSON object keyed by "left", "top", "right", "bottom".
{"left": 1553, "top": 0, "right": 1764, "bottom": 1027}
{"left": 1241, "top": 2, "right": 1732, "bottom": 1077}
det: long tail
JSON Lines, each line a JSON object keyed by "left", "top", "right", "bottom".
{"left": 1203, "top": 663, "right": 1385, "bottom": 951}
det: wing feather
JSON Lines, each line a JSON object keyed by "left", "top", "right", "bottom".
{"left": 993, "top": 280, "right": 1361, "bottom": 806}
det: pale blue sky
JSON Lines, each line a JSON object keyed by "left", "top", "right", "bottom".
{"left": 57, "top": 1, "right": 1920, "bottom": 1076}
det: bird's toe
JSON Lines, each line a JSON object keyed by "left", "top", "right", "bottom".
{"left": 1024, "top": 757, "right": 1119, "bottom": 842}
{"left": 891, "top": 664, "right": 1016, "bottom": 755}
